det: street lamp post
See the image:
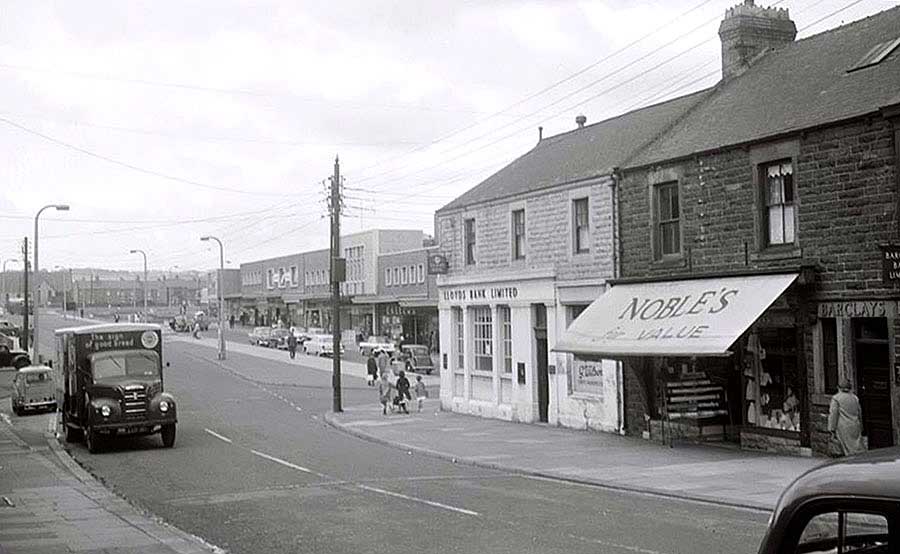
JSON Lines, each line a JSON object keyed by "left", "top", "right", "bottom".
{"left": 2, "top": 258, "right": 19, "bottom": 308}
{"left": 129, "top": 249, "right": 148, "bottom": 316}
{"left": 201, "top": 236, "right": 226, "bottom": 361}
{"left": 34, "top": 204, "right": 70, "bottom": 364}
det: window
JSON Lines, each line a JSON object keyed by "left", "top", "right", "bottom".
{"left": 472, "top": 307, "right": 493, "bottom": 372}
{"left": 417, "top": 264, "right": 425, "bottom": 283}
{"left": 401, "top": 266, "right": 408, "bottom": 285}
{"left": 512, "top": 209, "right": 526, "bottom": 260}
{"left": 290, "top": 266, "right": 297, "bottom": 286}
{"left": 746, "top": 328, "right": 801, "bottom": 432}
{"left": 454, "top": 307, "right": 464, "bottom": 371}
{"left": 654, "top": 182, "right": 680, "bottom": 258}
{"left": 764, "top": 160, "right": 795, "bottom": 246}
{"left": 385, "top": 268, "right": 392, "bottom": 286}
{"left": 821, "top": 318, "right": 839, "bottom": 394}
{"left": 566, "top": 304, "right": 589, "bottom": 328}
{"left": 464, "top": 218, "right": 476, "bottom": 265}
{"left": 798, "top": 511, "right": 888, "bottom": 553}
{"left": 267, "top": 269, "right": 274, "bottom": 289}
{"left": 500, "top": 306, "right": 512, "bottom": 373}
{"left": 573, "top": 198, "right": 589, "bottom": 253}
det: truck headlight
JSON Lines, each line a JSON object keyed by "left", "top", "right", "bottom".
{"left": 100, "top": 405, "right": 111, "bottom": 417}
{"left": 159, "top": 400, "right": 170, "bottom": 413}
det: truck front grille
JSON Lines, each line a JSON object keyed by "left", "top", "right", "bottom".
{"left": 123, "top": 386, "right": 148, "bottom": 419}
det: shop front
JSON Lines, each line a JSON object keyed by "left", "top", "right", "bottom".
{"left": 555, "top": 271, "right": 814, "bottom": 454}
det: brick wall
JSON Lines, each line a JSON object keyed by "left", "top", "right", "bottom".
{"left": 435, "top": 178, "right": 614, "bottom": 281}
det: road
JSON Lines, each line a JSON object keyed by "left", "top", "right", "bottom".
{"left": 12, "top": 311, "right": 771, "bottom": 553}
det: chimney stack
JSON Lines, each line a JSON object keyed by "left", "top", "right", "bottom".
{"left": 575, "top": 114, "right": 587, "bottom": 129}
{"left": 718, "top": 0, "right": 796, "bottom": 81}
{"left": 538, "top": 126, "right": 543, "bottom": 141}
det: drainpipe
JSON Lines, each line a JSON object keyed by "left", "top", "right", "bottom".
{"left": 609, "top": 169, "right": 622, "bottom": 279}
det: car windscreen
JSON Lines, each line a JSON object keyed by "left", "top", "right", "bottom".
{"left": 25, "top": 371, "right": 51, "bottom": 384}
{"left": 91, "top": 351, "right": 160, "bottom": 381}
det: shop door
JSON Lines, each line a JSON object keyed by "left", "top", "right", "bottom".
{"left": 536, "top": 329, "right": 549, "bottom": 423}
{"left": 853, "top": 318, "right": 894, "bottom": 449}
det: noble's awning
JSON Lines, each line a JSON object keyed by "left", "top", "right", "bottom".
{"left": 554, "top": 273, "right": 798, "bottom": 357}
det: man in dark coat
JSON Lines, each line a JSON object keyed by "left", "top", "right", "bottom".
{"left": 287, "top": 331, "right": 298, "bottom": 359}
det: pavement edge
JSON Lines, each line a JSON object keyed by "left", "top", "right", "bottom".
{"left": 323, "top": 410, "right": 773, "bottom": 514}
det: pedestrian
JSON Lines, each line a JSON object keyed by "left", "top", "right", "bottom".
{"left": 414, "top": 375, "right": 428, "bottom": 412}
{"left": 366, "top": 352, "right": 378, "bottom": 386}
{"left": 828, "top": 378, "right": 866, "bottom": 456}
{"left": 378, "top": 372, "right": 393, "bottom": 415}
{"left": 80, "top": 308, "right": 84, "bottom": 318}
{"left": 229, "top": 314, "right": 235, "bottom": 329}
{"left": 376, "top": 348, "right": 390, "bottom": 375}
{"left": 395, "top": 370, "right": 411, "bottom": 414}
{"left": 192, "top": 321, "right": 201, "bottom": 339}
{"left": 114, "top": 311, "right": 120, "bottom": 323}
{"left": 287, "top": 329, "right": 298, "bottom": 359}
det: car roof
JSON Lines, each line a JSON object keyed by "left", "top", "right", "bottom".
{"left": 55, "top": 323, "right": 161, "bottom": 335}
{"left": 18, "top": 365, "right": 52, "bottom": 373}
{"left": 778, "top": 447, "right": 900, "bottom": 509}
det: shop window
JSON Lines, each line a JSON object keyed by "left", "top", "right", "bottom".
{"left": 821, "top": 318, "right": 839, "bottom": 394}
{"left": 653, "top": 181, "right": 680, "bottom": 259}
{"left": 465, "top": 218, "right": 476, "bottom": 265}
{"left": 573, "top": 198, "right": 589, "bottom": 254}
{"left": 566, "top": 304, "right": 589, "bottom": 328}
{"left": 763, "top": 160, "right": 795, "bottom": 246}
{"left": 512, "top": 209, "right": 526, "bottom": 260}
{"left": 472, "top": 306, "right": 493, "bottom": 372}
{"left": 500, "top": 306, "right": 512, "bottom": 373}
{"left": 744, "top": 328, "right": 801, "bottom": 432}
{"left": 454, "top": 307, "right": 464, "bottom": 371}
{"left": 798, "top": 511, "right": 888, "bottom": 553}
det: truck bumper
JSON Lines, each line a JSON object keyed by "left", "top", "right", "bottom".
{"left": 92, "top": 418, "right": 177, "bottom": 435}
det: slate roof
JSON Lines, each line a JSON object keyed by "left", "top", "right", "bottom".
{"left": 626, "top": 5, "right": 900, "bottom": 168}
{"left": 437, "top": 89, "right": 711, "bottom": 213}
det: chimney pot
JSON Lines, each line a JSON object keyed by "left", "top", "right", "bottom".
{"left": 575, "top": 114, "right": 587, "bottom": 128}
{"left": 538, "top": 126, "right": 543, "bottom": 141}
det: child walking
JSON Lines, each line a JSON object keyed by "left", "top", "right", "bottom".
{"left": 414, "top": 375, "right": 428, "bottom": 412}
{"left": 378, "top": 372, "right": 394, "bottom": 415}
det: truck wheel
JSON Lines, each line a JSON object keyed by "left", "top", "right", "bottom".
{"left": 161, "top": 424, "right": 176, "bottom": 448}
{"left": 64, "top": 424, "right": 83, "bottom": 443}
{"left": 85, "top": 426, "right": 101, "bottom": 453}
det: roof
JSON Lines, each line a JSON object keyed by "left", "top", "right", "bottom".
{"left": 54, "top": 323, "right": 161, "bottom": 335}
{"left": 775, "top": 446, "right": 900, "bottom": 515}
{"left": 627, "top": 5, "right": 900, "bottom": 167}
{"left": 438, "top": 89, "right": 711, "bottom": 213}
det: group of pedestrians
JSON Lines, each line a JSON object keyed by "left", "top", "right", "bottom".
{"left": 366, "top": 351, "right": 428, "bottom": 415}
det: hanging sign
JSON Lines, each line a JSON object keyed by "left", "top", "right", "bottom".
{"left": 880, "top": 245, "right": 900, "bottom": 284}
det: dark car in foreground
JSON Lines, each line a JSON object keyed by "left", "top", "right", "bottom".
{"left": 758, "top": 447, "right": 899, "bottom": 553}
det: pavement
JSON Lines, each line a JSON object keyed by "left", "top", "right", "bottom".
{"left": 325, "top": 404, "right": 824, "bottom": 511}
{"left": 0, "top": 412, "right": 221, "bottom": 554}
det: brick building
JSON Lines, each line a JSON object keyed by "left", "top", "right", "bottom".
{"left": 556, "top": 3, "right": 900, "bottom": 455}
{"left": 433, "top": 89, "right": 706, "bottom": 428}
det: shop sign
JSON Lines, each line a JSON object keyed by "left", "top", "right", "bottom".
{"left": 427, "top": 254, "right": 449, "bottom": 275}
{"left": 573, "top": 359, "right": 605, "bottom": 397}
{"left": 881, "top": 245, "right": 900, "bottom": 283}
{"left": 817, "top": 301, "right": 896, "bottom": 319}
{"left": 442, "top": 286, "right": 518, "bottom": 303}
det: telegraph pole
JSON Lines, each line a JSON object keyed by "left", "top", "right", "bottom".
{"left": 21, "top": 237, "right": 29, "bottom": 352}
{"left": 330, "top": 155, "right": 343, "bottom": 413}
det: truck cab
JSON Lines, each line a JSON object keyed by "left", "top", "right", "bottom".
{"left": 55, "top": 323, "right": 177, "bottom": 453}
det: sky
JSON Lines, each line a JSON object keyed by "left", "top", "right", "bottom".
{"left": 0, "top": 0, "right": 896, "bottom": 274}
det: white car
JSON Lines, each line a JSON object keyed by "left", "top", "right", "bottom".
{"left": 304, "top": 334, "right": 344, "bottom": 357}
{"left": 358, "top": 336, "right": 396, "bottom": 356}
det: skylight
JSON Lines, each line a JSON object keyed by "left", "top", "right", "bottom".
{"left": 848, "top": 36, "right": 900, "bottom": 72}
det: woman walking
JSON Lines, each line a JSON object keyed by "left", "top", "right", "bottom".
{"left": 378, "top": 372, "right": 394, "bottom": 415}
{"left": 828, "top": 379, "right": 866, "bottom": 456}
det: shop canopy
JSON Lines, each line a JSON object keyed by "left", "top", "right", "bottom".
{"left": 554, "top": 273, "right": 798, "bottom": 358}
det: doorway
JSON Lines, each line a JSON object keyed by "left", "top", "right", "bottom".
{"left": 853, "top": 318, "right": 894, "bottom": 449}
{"left": 534, "top": 303, "right": 549, "bottom": 423}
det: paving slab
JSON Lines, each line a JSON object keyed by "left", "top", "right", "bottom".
{"left": 325, "top": 403, "right": 824, "bottom": 511}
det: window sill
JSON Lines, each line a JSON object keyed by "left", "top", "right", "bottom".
{"left": 471, "top": 370, "right": 494, "bottom": 378}
{"left": 651, "top": 254, "right": 685, "bottom": 268}
{"left": 750, "top": 246, "right": 802, "bottom": 262}
{"left": 572, "top": 250, "right": 591, "bottom": 258}
{"left": 500, "top": 373, "right": 513, "bottom": 380}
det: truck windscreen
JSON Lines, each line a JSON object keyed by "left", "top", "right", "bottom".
{"left": 91, "top": 351, "right": 160, "bottom": 381}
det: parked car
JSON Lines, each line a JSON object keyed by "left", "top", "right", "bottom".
{"left": 11, "top": 365, "right": 56, "bottom": 415}
{"left": 270, "top": 328, "right": 291, "bottom": 349}
{"left": 399, "top": 344, "right": 435, "bottom": 375}
{"left": 359, "top": 335, "right": 396, "bottom": 356}
{"left": 248, "top": 327, "right": 272, "bottom": 346}
{"left": 169, "top": 315, "right": 190, "bottom": 333}
{"left": 304, "top": 334, "right": 344, "bottom": 357}
{"left": 757, "top": 447, "right": 899, "bottom": 553}
{"left": 0, "top": 341, "right": 30, "bottom": 370}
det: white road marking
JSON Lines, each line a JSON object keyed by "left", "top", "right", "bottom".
{"left": 204, "top": 429, "right": 233, "bottom": 444}
{"left": 357, "top": 484, "right": 480, "bottom": 517}
{"left": 250, "top": 449, "right": 316, "bottom": 475}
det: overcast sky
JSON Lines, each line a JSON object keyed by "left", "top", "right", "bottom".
{"left": 0, "top": 0, "right": 895, "bottom": 273}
